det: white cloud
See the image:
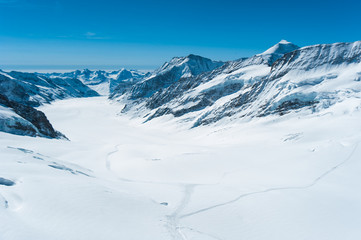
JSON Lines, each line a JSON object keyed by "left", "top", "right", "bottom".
{"left": 84, "top": 32, "right": 109, "bottom": 40}
{"left": 85, "top": 32, "right": 96, "bottom": 37}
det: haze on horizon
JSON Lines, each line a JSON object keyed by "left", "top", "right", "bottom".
{"left": 0, "top": 0, "right": 360, "bottom": 71}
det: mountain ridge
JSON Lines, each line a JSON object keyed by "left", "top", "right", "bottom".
{"left": 1, "top": 40, "right": 361, "bottom": 137}
{"left": 110, "top": 40, "right": 361, "bottom": 128}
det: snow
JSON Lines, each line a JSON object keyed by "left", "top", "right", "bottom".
{"left": 0, "top": 105, "right": 18, "bottom": 119}
{"left": 0, "top": 71, "right": 15, "bottom": 80}
{"left": 1, "top": 40, "right": 361, "bottom": 239}
{"left": 193, "top": 64, "right": 270, "bottom": 94}
{"left": 261, "top": 40, "right": 299, "bottom": 56}
{"left": 1, "top": 96, "right": 361, "bottom": 239}
{"left": 279, "top": 39, "right": 291, "bottom": 44}
{"left": 0, "top": 106, "right": 39, "bottom": 136}
{"left": 44, "top": 69, "right": 147, "bottom": 96}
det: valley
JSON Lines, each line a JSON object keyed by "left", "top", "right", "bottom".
{"left": 1, "top": 96, "right": 361, "bottom": 239}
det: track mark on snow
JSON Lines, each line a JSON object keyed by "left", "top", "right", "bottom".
{"left": 283, "top": 132, "right": 303, "bottom": 142}
{"left": 179, "top": 226, "right": 224, "bottom": 240}
{"left": 180, "top": 143, "right": 359, "bottom": 219}
{"left": 166, "top": 184, "right": 196, "bottom": 240}
{"left": 105, "top": 144, "right": 122, "bottom": 171}
{"left": 0, "top": 194, "right": 8, "bottom": 208}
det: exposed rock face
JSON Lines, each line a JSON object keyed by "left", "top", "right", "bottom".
{"left": 270, "top": 41, "right": 361, "bottom": 78}
{"left": 0, "top": 70, "right": 99, "bottom": 107}
{"left": 0, "top": 94, "right": 66, "bottom": 139}
{"left": 111, "top": 40, "right": 361, "bottom": 127}
{"left": 190, "top": 41, "right": 361, "bottom": 126}
{"left": 113, "top": 54, "right": 224, "bottom": 100}
{"left": 0, "top": 70, "right": 100, "bottom": 138}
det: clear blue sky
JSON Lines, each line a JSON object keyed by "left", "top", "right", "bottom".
{"left": 0, "top": 0, "right": 360, "bottom": 71}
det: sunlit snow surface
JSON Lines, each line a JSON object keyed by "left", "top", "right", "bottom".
{"left": 1, "top": 96, "right": 361, "bottom": 240}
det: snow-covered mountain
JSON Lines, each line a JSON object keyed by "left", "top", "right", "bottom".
{"left": 0, "top": 70, "right": 98, "bottom": 138}
{"left": 0, "top": 68, "right": 148, "bottom": 138}
{"left": 0, "top": 94, "right": 65, "bottom": 139}
{"left": 0, "top": 70, "right": 99, "bottom": 107}
{"left": 44, "top": 69, "right": 148, "bottom": 95}
{"left": 113, "top": 40, "right": 361, "bottom": 128}
{"left": 258, "top": 39, "right": 299, "bottom": 65}
{"left": 110, "top": 54, "right": 224, "bottom": 100}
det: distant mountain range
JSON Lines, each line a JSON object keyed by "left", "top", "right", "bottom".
{"left": 1, "top": 40, "right": 360, "bottom": 137}
{"left": 43, "top": 69, "right": 148, "bottom": 96}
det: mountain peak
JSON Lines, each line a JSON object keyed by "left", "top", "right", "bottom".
{"left": 261, "top": 40, "right": 299, "bottom": 56}
{"left": 279, "top": 39, "right": 291, "bottom": 44}
{"left": 186, "top": 54, "right": 205, "bottom": 60}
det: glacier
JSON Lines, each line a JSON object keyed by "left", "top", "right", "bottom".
{"left": 0, "top": 40, "right": 361, "bottom": 240}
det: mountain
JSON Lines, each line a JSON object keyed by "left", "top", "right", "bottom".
{"left": 110, "top": 54, "right": 224, "bottom": 100}
{"left": 0, "top": 70, "right": 99, "bottom": 138}
{"left": 44, "top": 69, "right": 148, "bottom": 95}
{"left": 192, "top": 41, "right": 361, "bottom": 126}
{"left": 258, "top": 40, "right": 300, "bottom": 65}
{"left": 0, "top": 70, "right": 99, "bottom": 107}
{"left": 112, "top": 41, "right": 294, "bottom": 120}
{"left": 0, "top": 94, "right": 66, "bottom": 139}
{"left": 112, "top": 40, "right": 361, "bottom": 127}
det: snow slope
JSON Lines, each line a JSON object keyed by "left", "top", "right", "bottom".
{"left": 1, "top": 96, "right": 361, "bottom": 240}
{"left": 258, "top": 39, "right": 299, "bottom": 64}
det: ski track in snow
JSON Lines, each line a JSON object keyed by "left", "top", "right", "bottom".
{"left": 105, "top": 144, "right": 122, "bottom": 171}
{"left": 179, "top": 142, "right": 359, "bottom": 220}
{"left": 164, "top": 172, "right": 238, "bottom": 240}
{"left": 166, "top": 184, "right": 195, "bottom": 240}
{"left": 103, "top": 142, "right": 221, "bottom": 239}
{"left": 158, "top": 142, "right": 359, "bottom": 240}
{"left": 95, "top": 139, "right": 359, "bottom": 240}
{"left": 179, "top": 226, "right": 224, "bottom": 240}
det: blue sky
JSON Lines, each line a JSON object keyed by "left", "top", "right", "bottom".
{"left": 0, "top": 0, "right": 360, "bottom": 71}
